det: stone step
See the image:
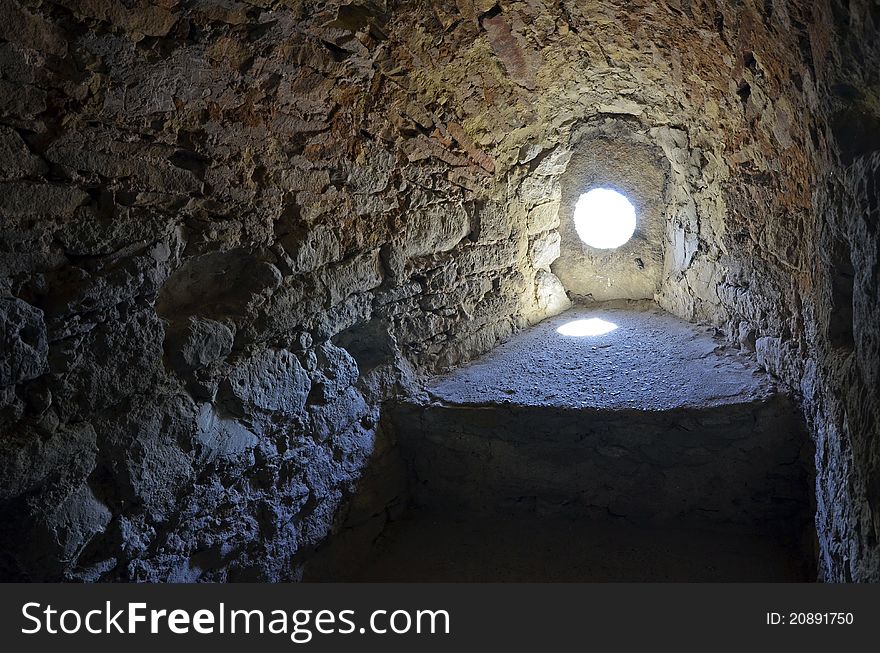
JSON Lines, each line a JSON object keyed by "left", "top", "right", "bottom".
{"left": 307, "top": 302, "right": 816, "bottom": 581}
{"left": 342, "top": 510, "right": 813, "bottom": 582}
{"left": 389, "top": 302, "right": 814, "bottom": 536}
{"left": 390, "top": 397, "right": 812, "bottom": 534}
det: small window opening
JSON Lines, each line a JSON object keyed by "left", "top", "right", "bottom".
{"left": 573, "top": 188, "right": 637, "bottom": 249}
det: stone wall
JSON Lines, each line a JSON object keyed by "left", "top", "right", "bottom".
{"left": 551, "top": 125, "right": 668, "bottom": 302}
{"left": 0, "top": 0, "right": 878, "bottom": 581}
{"left": 0, "top": 0, "right": 570, "bottom": 581}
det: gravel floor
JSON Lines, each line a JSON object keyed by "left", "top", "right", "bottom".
{"left": 428, "top": 300, "right": 778, "bottom": 410}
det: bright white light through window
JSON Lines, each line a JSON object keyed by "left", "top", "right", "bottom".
{"left": 556, "top": 318, "right": 618, "bottom": 337}
{"left": 573, "top": 188, "right": 636, "bottom": 249}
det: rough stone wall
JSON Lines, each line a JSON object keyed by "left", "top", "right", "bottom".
{"left": 551, "top": 126, "right": 668, "bottom": 302}
{"left": 0, "top": 0, "right": 569, "bottom": 581}
{"left": 0, "top": 0, "right": 878, "bottom": 581}
{"left": 696, "top": 0, "right": 880, "bottom": 582}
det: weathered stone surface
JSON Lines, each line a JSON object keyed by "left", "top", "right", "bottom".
{"left": 448, "top": 123, "right": 496, "bottom": 174}
{"left": 533, "top": 147, "right": 572, "bottom": 176}
{"left": 0, "top": 421, "right": 108, "bottom": 580}
{"left": 0, "top": 298, "right": 48, "bottom": 387}
{"left": 404, "top": 203, "right": 471, "bottom": 258}
{"left": 45, "top": 133, "right": 202, "bottom": 195}
{"left": 96, "top": 396, "right": 196, "bottom": 524}
{"left": 526, "top": 201, "right": 560, "bottom": 235}
{"left": 195, "top": 403, "right": 258, "bottom": 463}
{"left": 38, "top": 483, "right": 112, "bottom": 573}
{"left": 157, "top": 251, "right": 282, "bottom": 321}
{"left": 310, "top": 342, "right": 359, "bottom": 403}
{"left": 472, "top": 200, "right": 511, "bottom": 242}
{"left": 0, "top": 0, "right": 67, "bottom": 57}
{"left": 50, "top": 308, "right": 164, "bottom": 421}
{"left": 166, "top": 317, "right": 234, "bottom": 372}
{"left": 344, "top": 146, "right": 396, "bottom": 195}
{"left": 0, "top": 0, "right": 877, "bottom": 583}
{"left": 322, "top": 251, "right": 383, "bottom": 306}
{"left": 0, "top": 182, "right": 88, "bottom": 217}
{"left": 0, "top": 422, "right": 96, "bottom": 502}
{"left": 308, "top": 386, "right": 369, "bottom": 444}
{"left": 533, "top": 270, "right": 571, "bottom": 319}
{"left": 0, "top": 127, "right": 46, "bottom": 179}
{"left": 529, "top": 231, "right": 560, "bottom": 270}
{"left": 68, "top": 0, "right": 180, "bottom": 38}
{"left": 481, "top": 12, "right": 541, "bottom": 91}
{"left": 221, "top": 349, "right": 310, "bottom": 418}
{"left": 280, "top": 223, "right": 344, "bottom": 274}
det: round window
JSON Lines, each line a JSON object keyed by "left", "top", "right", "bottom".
{"left": 573, "top": 188, "right": 636, "bottom": 249}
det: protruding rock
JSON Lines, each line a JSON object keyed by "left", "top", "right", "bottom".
{"left": 404, "top": 204, "right": 471, "bottom": 258}
{"left": 481, "top": 11, "right": 541, "bottom": 90}
{"left": 221, "top": 349, "right": 311, "bottom": 418}
{"left": 166, "top": 317, "right": 234, "bottom": 372}
{"left": 0, "top": 297, "right": 48, "bottom": 387}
